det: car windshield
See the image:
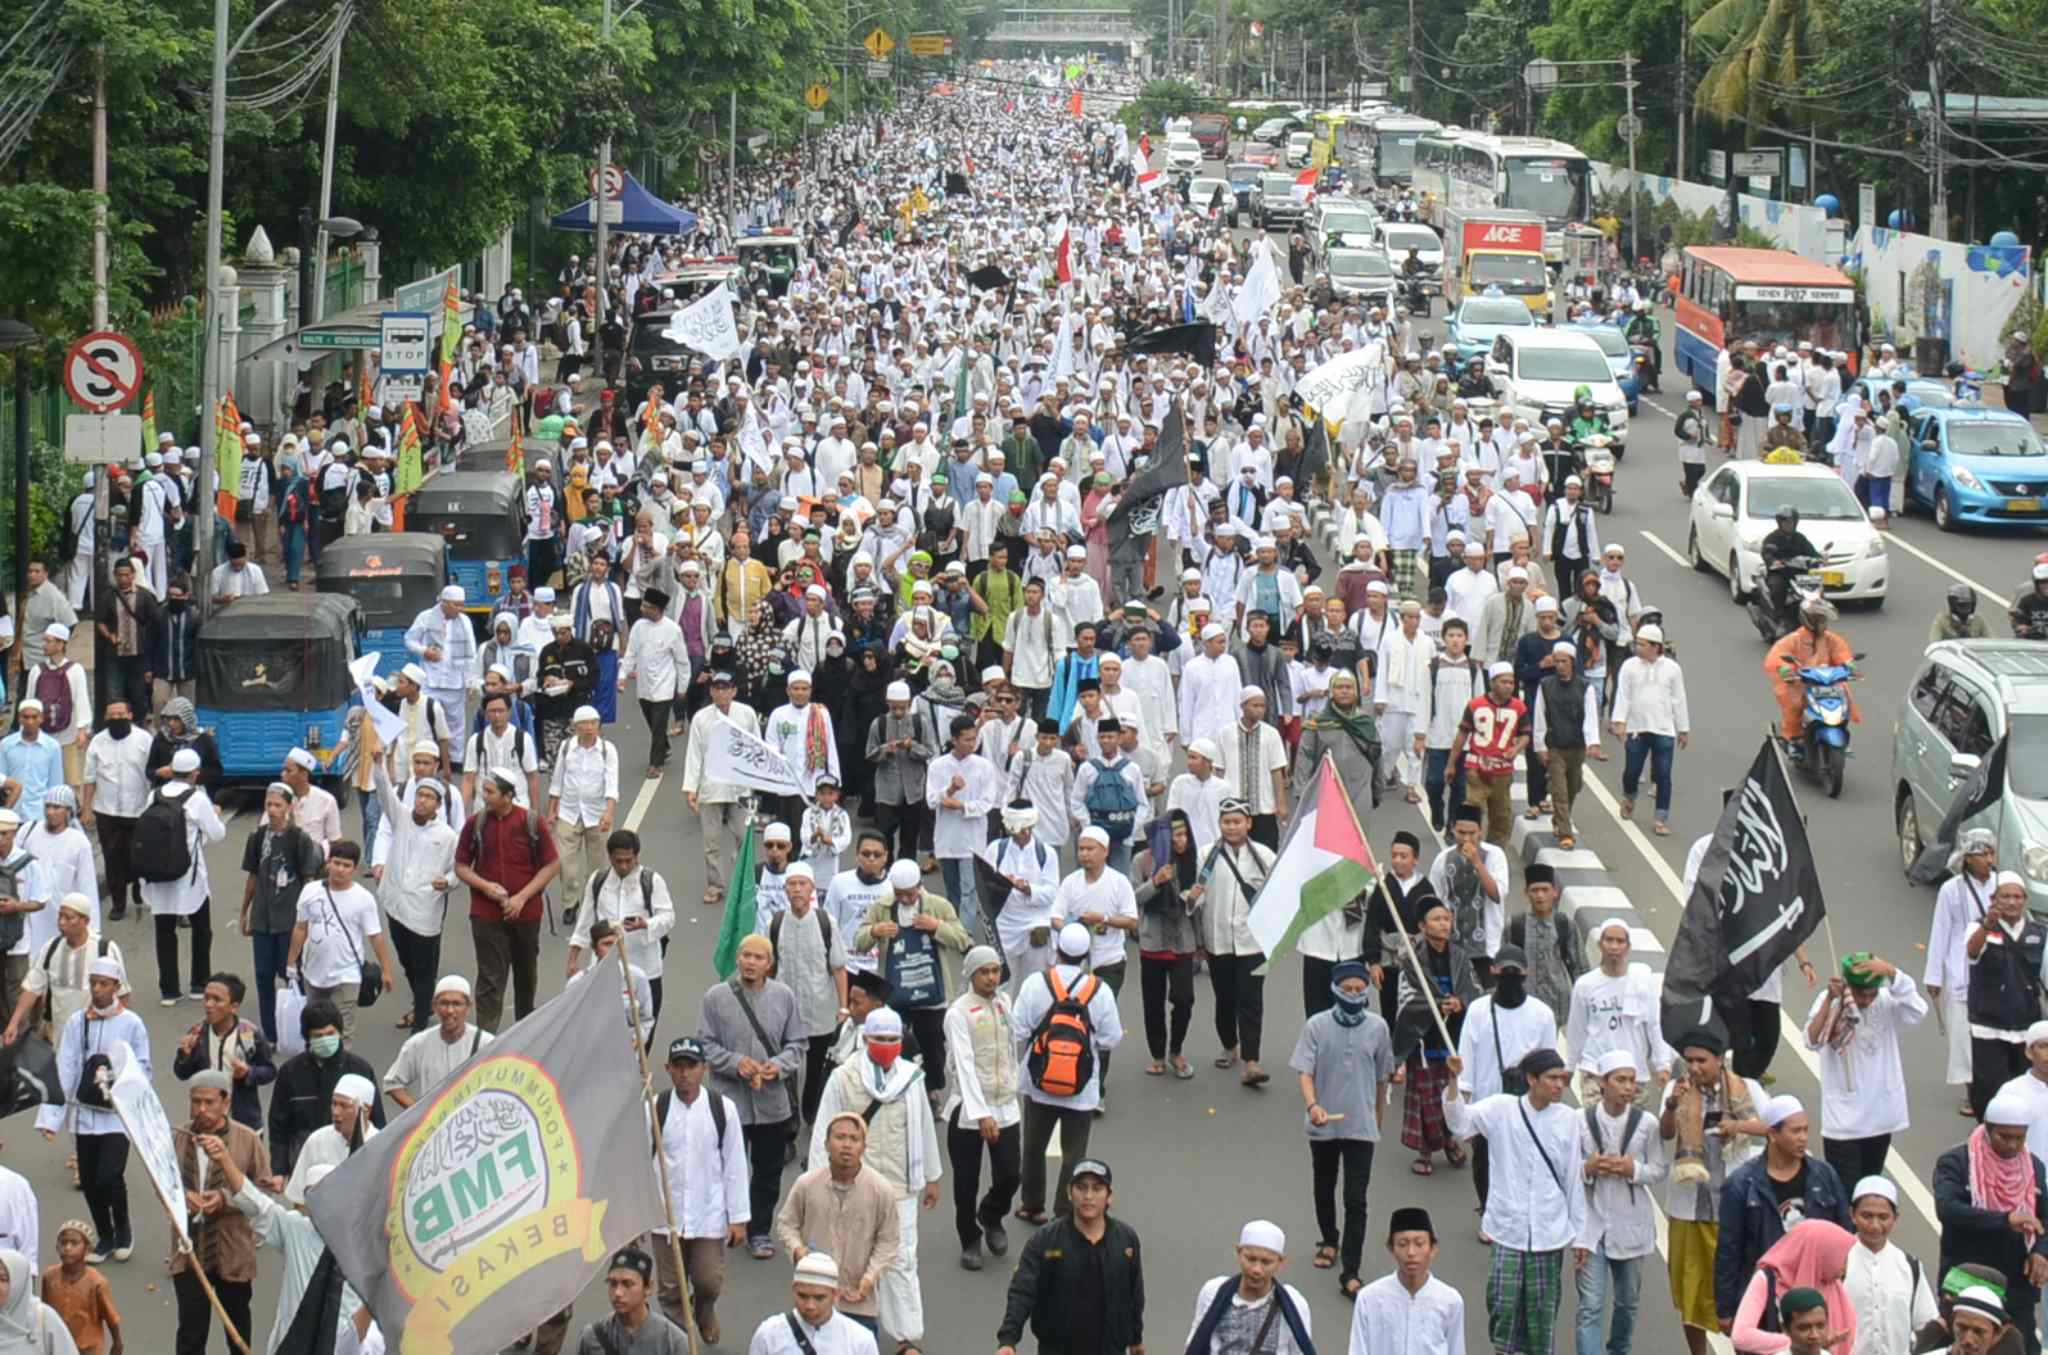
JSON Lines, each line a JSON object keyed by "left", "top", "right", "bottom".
{"left": 1471, "top": 253, "right": 1548, "bottom": 291}
{"left": 2010, "top": 714, "right": 2048, "bottom": 798}
{"left": 1321, "top": 211, "right": 1375, "bottom": 235}
{"left": 740, "top": 243, "right": 797, "bottom": 272}
{"left": 1380, "top": 226, "right": 1438, "bottom": 253}
{"left": 1946, "top": 420, "right": 2045, "bottom": 456}
{"left": 1744, "top": 474, "right": 1869, "bottom": 520}
{"left": 1330, "top": 251, "right": 1391, "bottom": 279}
{"left": 1261, "top": 174, "right": 1296, "bottom": 194}
{"left": 1519, "top": 347, "right": 1615, "bottom": 383}
{"left": 1460, "top": 299, "right": 1533, "bottom": 327}
{"left": 1169, "top": 139, "right": 1199, "bottom": 155}
{"left": 1227, "top": 164, "right": 1260, "bottom": 186}
{"left": 1576, "top": 328, "right": 1628, "bottom": 358}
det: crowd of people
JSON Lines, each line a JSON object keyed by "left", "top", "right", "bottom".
{"left": 1, "top": 53, "right": 2046, "bottom": 1355}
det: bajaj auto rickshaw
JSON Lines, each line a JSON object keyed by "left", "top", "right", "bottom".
{"left": 409, "top": 470, "right": 526, "bottom": 628}
{"left": 195, "top": 592, "right": 365, "bottom": 781}
{"left": 315, "top": 533, "right": 449, "bottom": 677}
{"left": 454, "top": 436, "right": 526, "bottom": 476}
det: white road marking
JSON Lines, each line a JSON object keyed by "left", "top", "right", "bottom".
{"left": 1881, "top": 531, "right": 2006, "bottom": 603}
{"left": 623, "top": 767, "right": 666, "bottom": 832}
{"left": 1637, "top": 529, "right": 1690, "bottom": 569}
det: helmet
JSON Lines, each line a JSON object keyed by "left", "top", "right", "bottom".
{"left": 2034, "top": 562, "right": 2048, "bottom": 583}
{"left": 1634, "top": 299, "right": 1650, "bottom": 313}
{"left": 1773, "top": 402, "right": 1794, "bottom": 418}
{"left": 1800, "top": 597, "right": 1837, "bottom": 626}
{"left": 1775, "top": 506, "right": 1800, "bottom": 528}
{"left": 1573, "top": 385, "right": 1593, "bottom": 404}
{"left": 1949, "top": 583, "right": 1977, "bottom": 615}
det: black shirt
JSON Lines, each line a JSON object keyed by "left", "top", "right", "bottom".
{"left": 1770, "top": 1159, "right": 1810, "bottom": 1228}
{"left": 240, "top": 823, "right": 326, "bottom": 935}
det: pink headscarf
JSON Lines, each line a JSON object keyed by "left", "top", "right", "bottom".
{"left": 1756, "top": 1220, "right": 1858, "bottom": 1355}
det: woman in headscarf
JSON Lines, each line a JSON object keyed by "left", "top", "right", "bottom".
{"left": 914, "top": 655, "right": 970, "bottom": 752}
{"left": 0, "top": 1248, "right": 81, "bottom": 1355}
{"left": 145, "top": 696, "right": 224, "bottom": 790}
{"left": 1729, "top": 1219, "right": 1857, "bottom": 1355}
{"left": 474, "top": 612, "right": 536, "bottom": 697}
{"left": 1081, "top": 472, "right": 1115, "bottom": 596}
{"left": 843, "top": 644, "right": 895, "bottom": 812}
{"left": 1135, "top": 808, "right": 1204, "bottom": 1079}
{"left": 892, "top": 605, "right": 955, "bottom": 690}
{"left": 1294, "top": 669, "right": 1382, "bottom": 807}
{"left": 736, "top": 598, "right": 791, "bottom": 715}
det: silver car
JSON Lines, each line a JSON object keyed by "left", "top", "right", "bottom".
{"left": 1893, "top": 640, "right": 2048, "bottom": 908}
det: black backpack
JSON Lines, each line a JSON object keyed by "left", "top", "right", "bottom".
{"left": 768, "top": 909, "right": 833, "bottom": 977}
{"left": 0, "top": 851, "right": 34, "bottom": 952}
{"left": 134, "top": 786, "right": 198, "bottom": 884}
{"left": 651, "top": 1088, "right": 727, "bottom": 1154}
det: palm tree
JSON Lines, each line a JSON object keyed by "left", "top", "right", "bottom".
{"left": 1689, "top": 0, "right": 1816, "bottom": 124}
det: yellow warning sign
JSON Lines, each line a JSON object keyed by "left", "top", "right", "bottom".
{"left": 805, "top": 83, "right": 829, "bottom": 109}
{"left": 908, "top": 33, "right": 952, "bottom": 56}
{"left": 863, "top": 26, "right": 894, "bottom": 58}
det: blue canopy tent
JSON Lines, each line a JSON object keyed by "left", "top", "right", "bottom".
{"left": 551, "top": 170, "right": 700, "bottom": 235}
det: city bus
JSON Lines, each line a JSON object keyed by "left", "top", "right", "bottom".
{"left": 1673, "top": 246, "right": 1861, "bottom": 400}
{"left": 1308, "top": 111, "right": 1356, "bottom": 170}
{"left": 1362, "top": 113, "right": 1441, "bottom": 186}
{"left": 1412, "top": 130, "right": 1592, "bottom": 260}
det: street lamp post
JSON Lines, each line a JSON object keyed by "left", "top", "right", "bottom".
{"left": 297, "top": 210, "right": 363, "bottom": 330}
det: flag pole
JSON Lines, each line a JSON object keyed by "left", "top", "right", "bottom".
{"left": 185, "top": 1251, "right": 256, "bottom": 1355}
{"left": 622, "top": 958, "right": 702, "bottom": 1355}
{"left": 1329, "top": 753, "right": 1456, "bottom": 1054}
{"left": 1768, "top": 732, "right": 1851, "bottom": 1091}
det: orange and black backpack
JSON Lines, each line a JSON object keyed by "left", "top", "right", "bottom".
{"left": 1025, "top": 969, "right": 1099, "bottom": 1098}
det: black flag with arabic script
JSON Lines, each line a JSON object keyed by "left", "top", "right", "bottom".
{"left": 1105, "top": 401, "right": 1189, "bottom": 592}
{"left": 1661, "top": 739, "right": 1826, "bottom": 1033}
{"left": 1907, "top": 733, "right": 2008, "bottom": 884}
{"left": 0, "top": 1033, "right": 63, "bottom": 1120}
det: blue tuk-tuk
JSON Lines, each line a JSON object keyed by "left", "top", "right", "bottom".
{"left": 315, "top": 533, "right": 449, "bottom": 677}
{"left": 195, "top": 592, "right": 365, "bottom": 781}
{"left": 454, "top": 436, "right": 526, "bottom": 476}
{"left": 410, "top": 470, "right": 527, "bottom": 625}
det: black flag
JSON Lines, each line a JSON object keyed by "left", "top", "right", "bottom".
{"left": 966, "top": 264, "right": 1012, "bottom": 292}
{"left": 1105, "top": 402, "right": 1189, "bottom": 602}
{"left": 945, "top": 170, "right": 971, "bottom": 196}
{"left": 1125, "top": 321, "right": 1218, "bottom": 369}
{"left": 1661, "top": 740, "right": 1826, "bottom": 1033}
{"left": 1907, "top": 733, "right": 2007, "bottom": 884}
{"left": 0, "top": 1032, "right": 64, "bottom": 1120}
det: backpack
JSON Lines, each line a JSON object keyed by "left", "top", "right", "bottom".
{"left": 33, "top": 663, "right": 75, "bottom": 735}
{"left": 588, "top": 867, "right": 654, "bottom": 921}
{"left": 0, "top": 852, "right": 34, "bottom": 952}
{"left": 134, "top": 786, "right": 198, "bottom": 884}
{"left": 1025, "top": 968, "right": 1099, "bottom": 1098}
{"left": 39, "top": 934, "right": 111, "bottom": 1026}
{"left": 651, "top": 1087, "right": 727, "bottom": 1155}
{"left": 767, "top": 908, "right": 833, "bottom": 977}
{"left": 1083, "top": 757, "right": 1139, "bottom": 843}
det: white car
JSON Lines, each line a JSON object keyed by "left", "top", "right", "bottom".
{"left": 1285, "top": 131, "right": 1315, "bottom": 166}
{"left": 1686, "top": 462, "right": 1890, "bottom": 604}
{"left": 1485, "top": 328, "right": 1631, "bottom": 447}
{"left": 1375, "top": 221, "right": 1443, "bottom": 275}
{"left": 1186, "top": 176, "right": 1233, "bottom": 212}
{"left": 1165, "top": 137, "right": 1203, "bottom": 173}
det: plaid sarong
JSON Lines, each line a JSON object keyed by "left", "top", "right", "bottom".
{"left": 1389, "top": 548, "right": 1421, "bottom": 602}
{"left": 1400, "top": 1055, "right": 1454, "bottom": 1152}
{"left": 1487, "top": 1245, "right": 1566, "bottom": 1355}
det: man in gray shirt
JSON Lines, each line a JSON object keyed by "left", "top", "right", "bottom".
{"left": 1288, "top": 959, "right": 1397, "bottom": 1296}
{"left": 768, "top": 861, "right": 850, "bottom": 1130}
{"left": 576, "top": 1246, "right": 691, "bottom": 1355}
{"left": 698, "top": 933, "right": 805, "bottom": 1258}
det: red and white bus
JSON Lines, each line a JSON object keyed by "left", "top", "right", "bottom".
{"left": 1673, "top": 246, "right": 1860, "bottom": 400}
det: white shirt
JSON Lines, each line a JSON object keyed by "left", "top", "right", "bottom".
{"left": 1178, "top": 650, "right": 1244, "bottom": 746}
{"left": 1052, "top": 868, "right": 1139, "bottom": 970}
{"left": 16, "top": 821, "right": 97, "bottom": 947}
{"left": 1443, "top": 1091, "right": 1588, "bottom": 1252}
{"left": 370, "top": 777, "right": 459, "bottom": 938}
{"left": 1444, "top": 566, "right": 1500, "bottom": 632}
{"left": 548, "top": 737, "right": 620, "bottom": 826}
{"left": 683, "top": 702, "right": 761, "bottom": 805}
{"left": 942, "top": 987, "right": 1023, "bottom": 1129}
{"left": 210, "top": 561, "right": 271, "bottom": 599}
{"left": 623, "top": 615, "right": 693, "bottom": 702}
{"left": 1925, "top": 870, "right": 1995, "bottom": 997}
{"left": 1348, "top": 1274, "right": 1465, "bottom": 1355}
{"left": 84, "top": 728, "right": 153, "bottom": 818}
{"left": 1801, "top": 971, "right": 1928, "bottom": 1136}
{"left": 1012, "top": 961, "right": 1123, "bottom": 1110}
{"left": 138, "top": 782, "right": 225, "bottom": 918}
{"left": 1610, "top": 654, "right": 1690, "bottom": 737}
{"left": 1455, "top": 995, "right": 1558, "bottom": 1099}
{"left": 1166, "top": 772, "right": 1228, "bottom": 855}
{"left": 295, "top": 881, "right": 383, "bottom": 988}
{"left": 465, "top": 723, "right": 538, "bottom": 808}
{"left": 747, "top": 1310, "right": 879, "bottom": 1355}
{"left": 1576, "top": 1098, "right": 1666, "bottom": 1259}
{"left": 383, "top": 1023, "right": 493, "bottom": 1102}
{"left": 654, "top": 1087, "right": 751, "bottom": 1238}
{"left": 1999, "top": 1069, "right": 2048, "bottom": 1165}
{"left": 1216, "top": 720, "right": 1287, "bottom": 816}
{"left": 0, "top": 1164, "right": 37, "bottom": 1272}
{"left": 1844, "top": 1241, "right": 1939, "bottom": 1355}
{"left": 923, "top": 751, "right": 999, "bottom": 859}
{"left": 1565, "top": 967, "right": 1675, "bottom": 1079}
{"left": 570, "top": 866, "right": 676, "bottom": 979}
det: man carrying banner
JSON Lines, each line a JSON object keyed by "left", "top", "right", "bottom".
{"left": 54, "top": 958, "right": 145, "bottom": 1263}
{"left": 648, "top": 1038, "right": 748, "bottom": 1345}
{"left": 171, "top": 1070, "right": 264, "bottom": 1355}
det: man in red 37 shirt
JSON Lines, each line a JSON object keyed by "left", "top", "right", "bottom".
{"left": 454, "top": 771, "right": 562, "bottom": 1032}
{"left": 1447, "top": 661, "right": 1530, "bottom": 847}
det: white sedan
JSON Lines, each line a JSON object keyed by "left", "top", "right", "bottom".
{"left": 1685, "top": 461, "right": 1889, "bottom": 604}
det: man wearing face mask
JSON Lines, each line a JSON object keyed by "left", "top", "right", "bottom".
{"left": 81, "top": 701, "right": 152, "bottom": 923}
{"left": 1452, "top": 947, "right": 1557, "bottom": 1228}
{"left": 265, "top": 996, "right": 385, "bottom": 1189}
{"left": 1287, "top": 961, "right": 1396, "bottom": 1297}
{"left": 807, "top": 1008, "right": 942, "bottom": 1355}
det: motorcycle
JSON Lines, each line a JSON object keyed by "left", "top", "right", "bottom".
{"left": 1580, "top": 433, "right": 1617, "bottom": 515}
{"left": 1401, "top": 275, "right": 1432, "bottom": 318}
{"left": 1775, "top": 659, "right": 1862, "bottom": 798}
{"left": 1747, "top": 555, "right": 1824, "bottom": 642}
{"left": 1628, "top": 338, "right": 1659, "bottom": 394}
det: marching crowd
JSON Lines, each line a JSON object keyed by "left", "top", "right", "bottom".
{"left": 0, "top": 53, "right": 2044, "bottom": 1355}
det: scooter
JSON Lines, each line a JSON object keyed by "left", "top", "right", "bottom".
{"left": 1402, "top": 275, "right": 1432, "bottom": 318}
{"left": 1581, "top": 433, "right": 1617, "bottom": 515}
{"left": 1628, "top": 338, "right": 1659, "bottom": 394}
{"left": 1746, "top": 556, "right": 1824, "bottom": 642}
{"left": 1776, "top": 659, "right": 1861, "bottom": 798}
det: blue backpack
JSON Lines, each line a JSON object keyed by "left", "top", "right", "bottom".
{"left": 1084, "top": 756, "right": 1140, "bottom": 843}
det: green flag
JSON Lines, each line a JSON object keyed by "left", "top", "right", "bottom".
{"left": 712, "top": 821, "right": 759, "bottom": 978}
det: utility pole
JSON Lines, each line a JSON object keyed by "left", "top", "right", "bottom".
{"left": 592, "top": 0, "right": 614, "bottom": 386}
{"left": 1216, "top": 0, "right": 1226, "bottom": 91}
{"left": 309, "top": 34, "right": 343, "bottom": 326}
{"left": 197, "top": 0, "right": 229, "bottom": 621}
{"left": 1623, "top": 53, "right": 1640, "bottom": 266}
{"left": 728, "top": 89, "right": 738, "bottom": 244}
{"left": 1927, "top": 0, "right": 1948, "bottom": 239}
{"left": 91, "top": 46, "right": 111, "bottom": 714}
{"left": 1675, "top": 15, "right": 1689, "bottom": 179}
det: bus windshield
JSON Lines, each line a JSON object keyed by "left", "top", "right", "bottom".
{"left": 1731, "top": 298, "right": 1854, "bottom": 353}
{"left": 1506, "top": 156, "right": 1589, "bottom": 222}
{"left": 1379, "top": 135, "right": 1421, "bottom": 176}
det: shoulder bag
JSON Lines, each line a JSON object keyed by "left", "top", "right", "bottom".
{"left": 323, "top": 887, "right": 382, "bottom": 1009}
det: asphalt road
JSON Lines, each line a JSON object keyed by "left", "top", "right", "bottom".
{"left": 16, "top": 192, "right": 2048, "bottom": 1353}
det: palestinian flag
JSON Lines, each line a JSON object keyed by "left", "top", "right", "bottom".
{"left": 1246, "top": 756, "right": 1377, "bottom": 966}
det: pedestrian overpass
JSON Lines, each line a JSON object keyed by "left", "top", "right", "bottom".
{"left": 983, "top": 7, "right": 1141, "bottom": 56}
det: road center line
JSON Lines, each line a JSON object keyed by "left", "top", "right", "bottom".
{"left": 623, "top": 769, "right": 666, "bottom": 833}
{"left": 1637, "top": 529, "right": 1690, "bottom": 569}
{"left": 1881, "top": 531, "right": 2006, "bottom": 604}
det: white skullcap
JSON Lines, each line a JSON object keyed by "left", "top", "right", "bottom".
{"left": 1594, "top": 1049, "right": 1635, "bottom": 1077}
{"left": 885, "top": 681, "right": 912, "bottom": 702}
{"left": 1997, "top": 869, "right": 2028, "bottom": 891}
{"left": 333, "top": 1073, "right": 376, "bottom": 1106}
{"left": 12, "top": 700, "right": 40, "bottom": 716}
{"left": 1506, "top": 567, "right": 1529, "bottom": 582}
{"left": 786, "top": 862, "right": 815, "bottom": 883}
{"left": 1852, "top": 1175, "right": 1898, "bottom": 1206}
{"left": 981, "top": 665, "right": 1006, "bottom": 684}
{"left": 1238, "top": 1220, "right": 1287, "bottom": 1254}
{"left": 762, "top": 822, "right": 793, "bottom": 843}
{"left": 1239, "top": 684, "right": 1265, "bottom": 704}
{"left": 286, "top": 747, "right": 318, "bottom": 772}
{"left": 1760, "top": 1094, "right": 1806, "bottom": 1128}
{"left": 1636, "top": 624, "right": 1665, "bottom": 646}
{"left": 400, "top": 663, "right": 429, "bottom": 686}
{"left": 1057, "top": 922, "right": 1092, "bottom": 957}
{"left": 793, "top": 1252, "right": 841, "bottom": 1286}
{"left": 1535, "top": 596, "right": 1561, "bottom": 613}
{"left": 440, "top": 584, "right": 466, "bottom": 603}
{"left": 787, "top": 669, "right": 813, "bottom": 686}
{"left": 434, "top": 975, "right": 472, "bottom": 1000}
{"left": 1078, "top": 825, "right": 1111, "bottom": 848}
{"left": 1200, "top": 622, "right": 1226, "bottom": 640}
{"left": 573, "top": 705, "right": 601, "bottom": 724}
{"left": 88, "top": 956, "right": 125, "bottom": 983}
{"left": 1367, "top": 580, "right": 1389, "bottom": 595}
{"left": 170, "top": 748, "right": 202, "bottom": 773}
{"left": 1187, "top": 738, "right": 1221, "bottom": 762}
{"left": 43, "top": 623, "right": 70, "bottom": 643}
{"left": 889, "top": 860, "right": 923, "bottom": 890}
{"left": 863, "top": 1008, "right": 903, "bottom": 1039}
{"left": 1486, "top": 661, "right": 1514, "bottom": 679}
{"left": 1986, "top": 1084, "right": 2035, "bottom": 1127}
{"left": 1553, "top": 641, "right": 1577, "bottom": 657}
{"left": 58, "top": 892, "right": 93, "bottom": 916}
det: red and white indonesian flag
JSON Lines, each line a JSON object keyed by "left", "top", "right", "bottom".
{"left": 1052, "top": 216, "right": 1074, "bottom": 283}
{"left": 1136, "top": 169, "right": 1163, "bottom": 194}
{"left": 1247, "top": 757, "right": 1379, "bottom": 965}
{"left": 1290, "top": 166, "right": 1320, "bottom": 203}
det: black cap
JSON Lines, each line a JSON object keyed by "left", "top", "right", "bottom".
{"left": 1453, "top": 805, "right": 1482, "bottom": 827}
{"left": 848, "top": 969, "right": 892, "bottom": 999}
{"left": 642, "top": 587, "right": 671, "bottom": 611}
{"left": 1524, "top": 862, "right": 1556, "bottom": 887}
{"left": 1492, "top": 945, "right": 1530, "bottom": 974}
{"left": 667, "top": 1036, "right": 707, "bottom": 1064}
{"left": 1036, "top": 717, "right": 1062, "bottom": 736}
{"left": 1392, "top": 830, "right": 1421, "bottom": 852}
{"left": 1388, "top": 1206, "right": 1435, "bottom": 1240}
{"left": 1069, "top": 1158, "right": 1112, "bottom": 1184}
{"left": 608, "top": 1245, "right": 654, "bottom": 1281}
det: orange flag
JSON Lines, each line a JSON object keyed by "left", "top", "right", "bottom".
{"left": 214, "top": 392, "right": 244, "bottom": 520}
{"left": 507, "top": 426, "right": 524, "bottom": 477}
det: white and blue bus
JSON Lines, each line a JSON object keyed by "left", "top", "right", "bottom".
{"left": 1412, "top": 129, "right": 1593, "bottom": 261}
{"left": 1362, "top": 114, "right": 1441, "bottom": 186}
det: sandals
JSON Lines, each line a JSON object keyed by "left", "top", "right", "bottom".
{"left": 1014, "top": 1207, "right": 1049, "bottom": 1225}
{"left": 1557, "top": 835, "right": 1576, "bottom": 849}
{"left": 1241, "top": 1066, "right": 1270, "bottom": 1088}
{"left": 1653, "top": 822, "right": 1672, "bottom": 836}
{"left": 1144, "top": 1062, "right": 1168, "bottom": 1076}
{"left": 395, "top": 1013, "right": 416, "bottom": 1030}
{"left": 1214, "top": 1052, "right": 1238, "bottom": 1069}
{"left": 1443, "top": 1143, "right": 1468, "bottom": 1168}
{"left": 1172, "top": 1057, "right": 1195, "bottom": 1079}
{"left": 1522, "top": 808, "right": 1542, "bottom": 820}
{"left": 1619, "top": 796, "right": 1634, "bottom": 819}
{"left": 1410, "top": 1158, "right": 1434, "bottom": 1176}
{"left": 1312, "top": 1245, "right": 1338, "bottom": 1270}
{"left": 1340, "top": 1275, "right": 1364, "bottom": 1298}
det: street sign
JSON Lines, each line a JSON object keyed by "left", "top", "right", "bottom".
{"left": 586, "top": 199, "right": 624, "bottom": 224}
{"left": 1731, "top": 148, "right": 1782, "bottom": 178}
{"left": 1859, "top": 182, "right": 1877, "bottom": 227}
{"left": 908, "top": 33, "right": 951, "bottom": 56}
{"left": 863, "top": 26, "right": 894, "bottom": 58}
{"left": 380, "top": 375, "right": 424, "bottom": 405}
{"left": 298, "top": 330, "right": 379, "bottom": 350}
{"left": 1708, "top": 149, "right": 1727, "bottom": 182}
{"left": 65, "top": 413, "right": 144, "bottom": 464}
{"left": 379, "top": 311, "right": 432, "bottom": 377}
{"left": 867, "top": 59, "right": 892, "bottom": 78}
{"left": 1360, "top": 81, "right": 1387, "bottom": 97}
{"left": 699, "top": 145, "right": 721, "bottom": 164}
{"left": 1615, "top": 112, "right": 1642, "bottom": 141}
{"left": 587, "top": 162, "right": 625, "bottom": 200}
{"left": 805, "top": 82, "right": 830, "bottom": 109}
{"left": 62, "top": 330, "right": 143, "bottom": 413}
{"left": 1521, "top": 58, "right": 1558, "bottom": 90}
{"left": 807, "top": 109, "right": 825, "bottom": 125}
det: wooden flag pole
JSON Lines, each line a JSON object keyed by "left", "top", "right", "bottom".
{"left": 623, "top": 959, "right": 702, "bottom": 1355}
{"left": 186, "top": 1251, "right": 256, "bottom": 1355}
{"left": 1328, "top": 753, "right": 1457, "bottom": 1054}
